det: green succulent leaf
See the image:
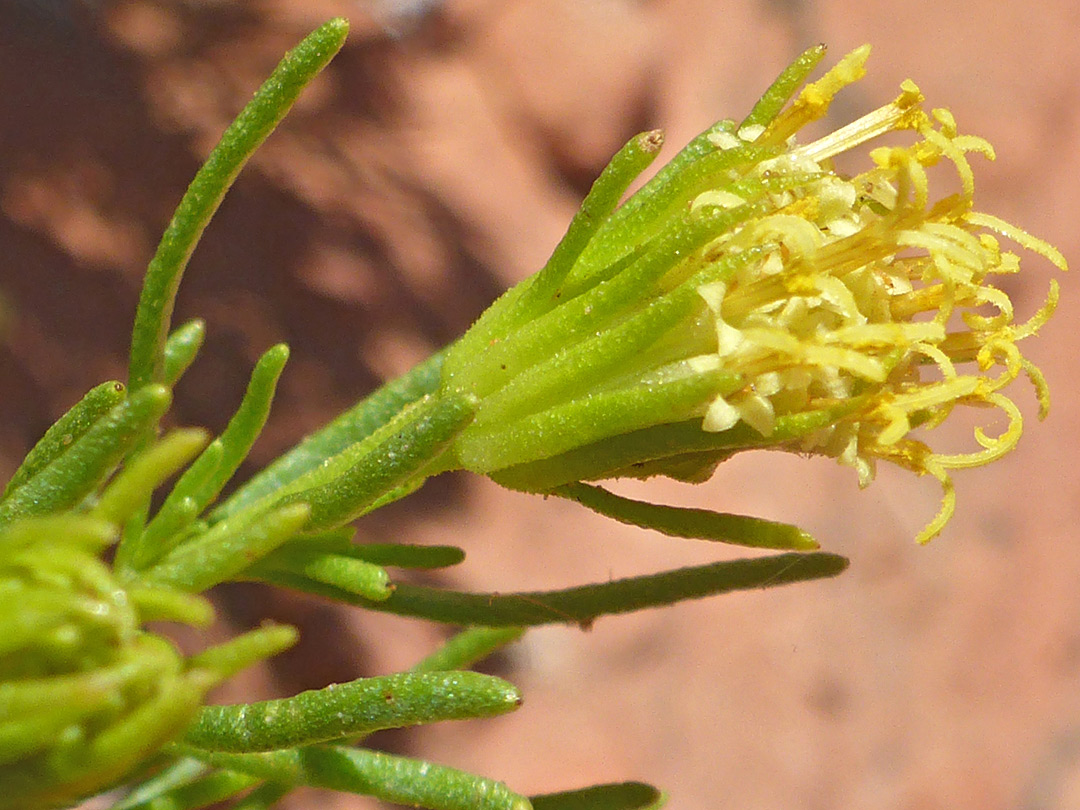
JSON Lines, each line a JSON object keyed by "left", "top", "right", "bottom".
{"left": 554, "top": 482, "right": 819, "bottom": 551}
{"left": 260, "top": 552, "right": 848, "bottom": 627}
{"left": 248, "top": 391, "right": 476, "bottom": 532}
{"left": 443, "top": 129, "right": 667, "bottom": 387}
{"left": 411, "top": 626, "right": 525, "bottom": 673}
{"left": 109, "top": 758, "right": 209, "bottom": 810}
{"left": 3, "top": 380, "right": 127, "bottom": 498}
{"left": 346, "top": 541, "right": 466, "bottom": 569}
{"left": 227, "top": 781, "right": 291, "bottom": 810}
{"left": 174, "top": 745, "right": 531, "bottom": 810}
{"left": 128, "top": 18, "right": 348, "bottom": 392}
{"left": 214, "top": 346, "right": 448, "bottom": 522}
{"left": 175, "top": 344, "right": 289, "bottom": 512}
{"left": 186, "top": 623, "right": 299, "bottom": 684}
{"left": 113, "top": 769, "right": 260, "bottom": 810}
{"left": 162, "top": 319, "right": 207, "bottom": 388}
{"left": 183, "top": 670, "right": 521, "bottom": 752}
{"left": 247, "top": 544, "right": 394, "bottom": 601}
{"left": 93, "top": 428, "right": 211, "bottom": 527}
{"left": 740, "top": 44, "right": 827, "bottom": 129}
{"left": 123, "top": 344, "right": 291, "bottom": 571}
{"left": 140, "top": 502, "right": 311, "bottom": 592}
{"left": 0, "top": 386, "right": 171, "bottom": 528}
{"left": 530, "top": 782, "right": 666, "bottom": 810}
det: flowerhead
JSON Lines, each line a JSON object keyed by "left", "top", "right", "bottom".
{"left": 441, "top": 45, "right": 1066, "bottom": 543}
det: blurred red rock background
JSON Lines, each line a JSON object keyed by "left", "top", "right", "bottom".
{"left": 2, "top": 1, "right": 1079, "bottom": 808}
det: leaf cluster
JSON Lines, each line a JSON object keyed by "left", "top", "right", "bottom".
{"left": 0, "top": 19, "right": 847, "bottom": 810}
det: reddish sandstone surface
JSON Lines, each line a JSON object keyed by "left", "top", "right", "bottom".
{"left": 2, "top": 2, "right": 1079, "bottom": 808}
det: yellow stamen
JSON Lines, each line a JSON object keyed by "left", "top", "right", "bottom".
{"left": 792, "top": 81, "right": 925, "bottom": 164}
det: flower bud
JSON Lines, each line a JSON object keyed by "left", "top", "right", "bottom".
{"left": 0, "top": 516, "right": 212, "bottom": 809}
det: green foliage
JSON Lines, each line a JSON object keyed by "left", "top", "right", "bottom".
{"left": 126, "top": 19, "right": 349, "bottom": 393}
{"left": 0, "top": 20, "right": 865, "bottom": 810}
{"left": 531, "top": 783, "right": 665, "bottom": 810}
{"left": 2, "top": 380, "right": 126, "bottom": 498}
{"left": 262, "top": 552, "right": 847, "bottom": 628}
{"left": 0, "top": 386, "right": 171, "bottom": 528}
{"left": 183, "top": 671, "right": 522, "bottom": 753}
{"left": 553, "top": 482, "right": 819, "bottom": 550}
